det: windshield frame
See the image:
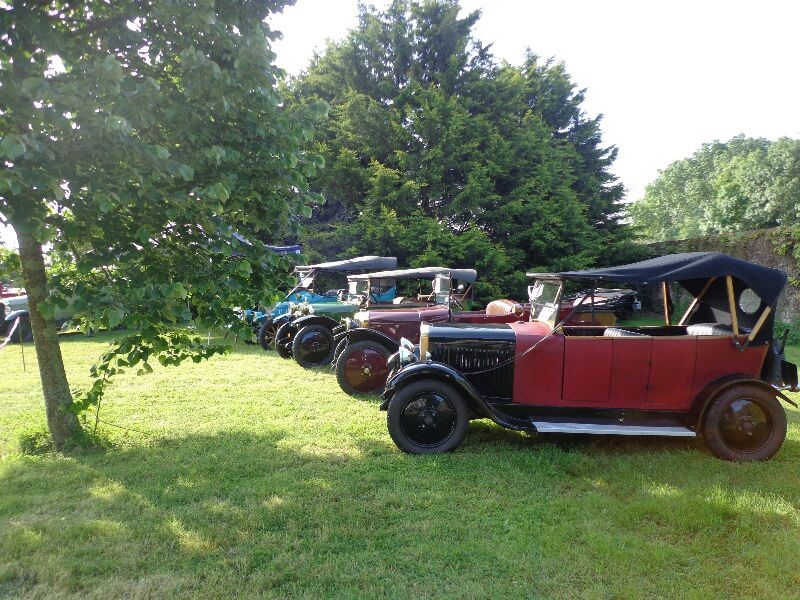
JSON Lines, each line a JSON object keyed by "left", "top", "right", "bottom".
{"left": 528, "top": 278, "right": 563, "bottom": 328}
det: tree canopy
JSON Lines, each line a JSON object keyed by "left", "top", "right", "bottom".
{"left": 286, "top": 0, "right": 631, "bottom": 300}
{"left": 630, "top": 135, "right": 800, "bottom": 241}
{"left": 0, "top": 0, "right": 324, "bottom": 446}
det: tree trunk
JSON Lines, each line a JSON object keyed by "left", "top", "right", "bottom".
{"left": 14, "top": 226, "right": 81, "bottom": 448}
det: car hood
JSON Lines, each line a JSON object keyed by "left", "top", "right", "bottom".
{"left": 425, "top": 322, "right": 516, "bottom": 342}
{"left": 367, "top": 305, "right": 449, "bottom": 323}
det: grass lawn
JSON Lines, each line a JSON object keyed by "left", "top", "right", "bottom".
{"left": 1, "top": 334, "right": 799, "bottom": 599}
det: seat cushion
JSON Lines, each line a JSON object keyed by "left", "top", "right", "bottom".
{"left": 603, "top": 327, "right": 647, "bottom": 338}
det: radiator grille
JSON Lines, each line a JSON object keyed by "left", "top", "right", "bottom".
{"left": 430, "top": 342, "right": 514, "bottom": 399}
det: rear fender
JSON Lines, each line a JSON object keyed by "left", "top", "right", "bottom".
{"left": 688, "top": 374, "right": 797, "bottom": 430}
{"left": 346, "top": 328, "right": 399, "bottom": 353}
{"left": 380, "top": 361, "right": 532, "bottom": 431}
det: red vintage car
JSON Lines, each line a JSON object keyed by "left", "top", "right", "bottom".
{"left": 380, "top": 252, "right": 798, "bottom": 461}
{"left": 332, "top": 280, "right": 622, "bottom": 396}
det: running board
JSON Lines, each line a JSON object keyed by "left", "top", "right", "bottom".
{"left": 531, "top": 421, "right": 696, "bottom": 437}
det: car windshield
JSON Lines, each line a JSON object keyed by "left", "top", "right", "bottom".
{"left": 528, "top": 280, "right": 562, "bottom": 326}
{"left": 350, "top": 279, "right": 370, "bottom": 296}
{"left": 296, "top": 271, "right": 314, "bottom": 289}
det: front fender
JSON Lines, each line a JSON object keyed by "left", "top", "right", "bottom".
{"left": 688, "top": 374, "right": 797, "bottom": 430}
{"left": 292, "top": 314, "right": 341, "bottom": 331}
{"left": 5, "top": 309, "right": 29, "bottom": 322}
{"left": 272, "top": 313, "right": 296, "bottom": 330}
{"left": 346, "top": 328, "right": 400, "bottom": 353}
{"left": 380, "top": 361, "right": 532, "bottom": 431}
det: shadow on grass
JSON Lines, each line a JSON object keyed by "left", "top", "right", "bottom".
{"left": 2, "top": 424, "right": 800, "bottom": 597}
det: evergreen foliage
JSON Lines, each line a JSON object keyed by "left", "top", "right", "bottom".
{"left": 286, "top": 0, "right": 631, "bottom": 300}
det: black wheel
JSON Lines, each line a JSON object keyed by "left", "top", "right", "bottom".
{"left": 331, "top": 338, "right": 347, "bottom": 369}
{"left": 258, "top": 320, "right": 277, "bottom": 351}
{"left": 387, "top": 380, "right": 469, "bottom": 454}
{"left": 336, "top": 340, "right": 391, "bottom": 395}
{"left": 703, "top": 385, "right": 787, "bottom": 461}
{"left": 274, "top": 322, "right": 295, "bottom": 359}
{"left": 292, "top": 324, "right": 335, "bottom": 368}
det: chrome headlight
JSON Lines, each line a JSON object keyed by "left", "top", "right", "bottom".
{"left": 353, "top": 310, "right": 369, "bottom": 328}
{"left": 398, "top": 337, "right": 418, "bottom": 366}
{"left": 398, "top": 345, "right": 417, "bottom": 365}
{"left": 419, "top": 323, "right": 430, "bottom": 359}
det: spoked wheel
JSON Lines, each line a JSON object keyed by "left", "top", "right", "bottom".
{"left": 258, "top": 321, "right": 277, "bottom": 351}
{"left": 387, "top": 380, "right": 468, "bottom": 454}
{"left": 335, "top": 341, "right": 391, "bottom": 395}
{"left": 703, "top": 385, "right": 787, "bottom": 461}
{"left": 292, "top": 324, "right": 335, "bottom": 368}
{"left": 274, "top": 322, "right": 295, "bottom": 359}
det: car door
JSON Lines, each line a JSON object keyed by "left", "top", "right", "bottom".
{"left": 608, "top": 336, "right": 653, "bottom": 407}
{"left": 646, "top": 337, "right": 697, "bottom": 409}
{"left": 562, "top": 335, "right": 613, "bottom": 404}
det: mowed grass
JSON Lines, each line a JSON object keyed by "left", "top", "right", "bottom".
{"left": 1, "top": 334, "right": 799, "bottom": 599}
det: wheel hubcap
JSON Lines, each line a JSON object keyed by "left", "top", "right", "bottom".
{"left": 343, "top": 348, "right": 388, "bottom": 393}
{"left": 400, "top": 393, "right": 456, "bottom": 447}
{"left": 298, "top": 330, "right": 331, "bottom": 364}
{"left": 720, "top": 398, "right": 771, "bottom": 453}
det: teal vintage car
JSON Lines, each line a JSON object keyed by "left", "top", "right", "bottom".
{"left": 248, "top": 255, "right": 396, "bottom": 350}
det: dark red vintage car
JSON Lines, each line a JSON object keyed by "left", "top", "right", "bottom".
{"left": 280, "top": 268, "right": 480, "bottom": 368}
{"left": 332, "top": 297, "right": 530, "bottom": 395}
{"left": 380, "top": 253, "right": 798, "bottom": 461}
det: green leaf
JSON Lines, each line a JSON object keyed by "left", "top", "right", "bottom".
{"left": 37, "top": 299, "right": 56, "bottom": 320}
{"left": 0, "top": 135, "right": 26, "bottom": 160}
{"left": 96, "top": 193, "right": 113, "bottom": 213}
{"left": 153, "top": 145, "right": 170, "bottom": 160}
{"left": 107, "top": 308, "right": 125, "bottom": 328}
{"left": 177, "top": 164, "right": 194, "bottom": 181}
{"left": 236, "top": 260, "right": 252, "bottom": 278}
{"left": 137, "top": 362, "right": 153, "bottom": 375}
{"left": 171, "top": 282, "right": 188, "bottom": 299}
{"left": 136, "top": 225, "right": 154, "bottom": 244}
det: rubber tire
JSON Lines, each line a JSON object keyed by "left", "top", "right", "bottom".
{"left": 387, "top": 380, "right": 469, "bottom": 454}
{"left": 336, "top": 340, "right": 391, "bottom": 396}
{"left": 292, "top": 324, "right": 335, "bottom": 368}
{"left": 331, "top": 338, "right": 347, "bottom": 369}
{"left": 258, "top": 320, "right": 277, "bottom": 351}
{"left": 703, "top": 385, "right": 787, "bottom": 461}
{"left": 274, "top": 322, "right": 295, "bottom": 359}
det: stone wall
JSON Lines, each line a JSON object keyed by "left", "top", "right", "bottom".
{"left": 648, "top": 227, "right": 800, "bottom": 323}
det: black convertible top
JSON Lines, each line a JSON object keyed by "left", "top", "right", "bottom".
{"left": 294, "top": 256, "right": 397, "bottom": 273}
{"left": 528, "top": 252, "right": 787, "bottom": 306}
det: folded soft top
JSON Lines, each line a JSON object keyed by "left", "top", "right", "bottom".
{"left": 528, "top": 252, "right": 787, "bottom": 307}
{"left": 294, "top": 256, "right": 397, "bottom": 273}
{"left": 348, "top": 267, "right": 477, "bottom": 283}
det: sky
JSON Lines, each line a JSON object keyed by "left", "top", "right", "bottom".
{"left": 270, "top": 0, "right": 800, "bottom": 202}
{"left": 3, "top": 1, "right": 798, "bottom": 247}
